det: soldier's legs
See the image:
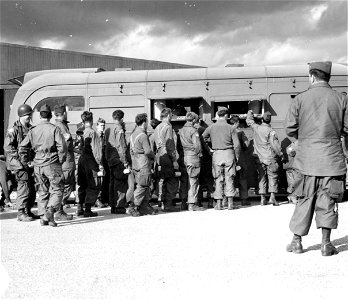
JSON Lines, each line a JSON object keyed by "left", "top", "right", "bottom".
{"left": 34, "top": 166, "right": 50, "bottom": 216}
{"left": 213, "top": 163, "right": 224, "bottom": 200}
{"left": 267, "top": 161, "right": 279, "bottom": 193}
{"left": 164, "top": 176, "right": 178, "bottom": 203}
{"left": 186, "top": 164, "right": 200, "bottom": 204}
{"left": 44, "top": 164, "right": 64, "bottom": 210}
{"left": 289, "top": 175, "right": 316, "bottom": 236}
{"left": 109, "top": 167, "right": 116, "bottom": 207}
{"left": 62, "top": 167, "right": 75, "bottom": 205}
{"left": 15, "top": 170, "right": 31, "bottom": 210}
{"left": 179, "top": 164, "right": 188, "bottom": 204}
{"left": 114, "top": 178, "right": 127, "bottom": 208}
{"left": 134, "top": 185, "right": 148, "bottom": 207}
{"left": 224, "top": 163, "right": 236, "bottom": 197}
{"left": 256, "top": 161, "right": 267, "bottom": 195}
{"left": 314, "top": 177, "right": 339, "bottom": 230}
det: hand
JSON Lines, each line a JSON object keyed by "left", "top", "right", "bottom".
{"left": 173, "top": 161, "right": 179, "bottom": 170}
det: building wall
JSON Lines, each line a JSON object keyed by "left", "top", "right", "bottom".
{"left": 0, "top": 42, "right": 202, "bottom": 154}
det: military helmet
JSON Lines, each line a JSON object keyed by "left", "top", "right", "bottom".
{"left": 17, "top": 104, "right": 33, "bottom": 117}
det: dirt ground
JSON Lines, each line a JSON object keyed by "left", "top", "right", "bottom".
{"left": 1, "top": 199, "right": 347, "bottom": 300}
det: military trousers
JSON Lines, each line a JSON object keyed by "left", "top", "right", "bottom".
{"left": 62, "top": 164, "right": 76, "bottom": 205}
{"left": 14, "top": 169, "right": 36, "bottom": 210}
{"left": 34, "top": 163, "right": 64, "bottom": 216}
{"left": 133, "top": 168, "right": 152, "bottom": 207}
{"left": 236, "top": 164, "right": 248, "bottom": 200}
{"left": 198, "top": 160, "right": 214, "bottom": 202}
{"left": 255, "top": 158, "right": 279, "bottom": 194}
{"left": 184, "top": 156, "right": 200, "bottom": 204}
{"left": 178, "top": 158, "right": 188, "bottom": 203}
{"left": 109, "top": 164, "right": 128, "bottom": 208}
{"left": 77, "top": 155, "right": 101, "bottom": 206}
{"left": 157, "top": 153, "right": 178, "bottom": 203}
{"left": 212, "top": 149, "right": 236, "bottom": 200}
{"left": 289, "top": 175, "right": 344, "bottom": 236}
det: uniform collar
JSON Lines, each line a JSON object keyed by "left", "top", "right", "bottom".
{"left": 309, "top": 81, "right": 331, "bottom": 89}
{"left": 261, "top": 123, "right": 271, "bottom": 127}
{"left": 184, "top": 121, "right": 194, "bottom": 127}
{"left": 55, "top": 119, "right": 69, "bottom": 124}
{"left": 135, "top": 127, "right": 146, "bottom": 134}
{"left": 40, "top": 120, "right": 51, "bottom": 124}
{"left": 216, "top": 119, "right": 227, "bottom": 123}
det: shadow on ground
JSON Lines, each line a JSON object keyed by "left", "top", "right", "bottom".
{"left": 305, "top": 235, "right": 348, "bottom": 253}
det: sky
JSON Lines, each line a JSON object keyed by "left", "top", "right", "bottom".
{"left": 0, "top": 0, "right": 347, "bottom": 67}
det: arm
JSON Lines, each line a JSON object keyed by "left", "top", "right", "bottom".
{"left": 0, "top": 163, "right": 10, "bottom": 202}
{"left": 192, "top": 130, "right": 202, "bottom": 157}
{"left": 91, "top": 131, "right": 102, "bottom": 165}
{"left": 55, "top": 127, "right": 67, "bottom": 164}
{"left": 231, "top": 128, "right": 241, "bottom": 162}
{"left": 141, "top": 135, "right": 155, "bottom": 160}
{"left": 163, "top": 126, "right": 177, "bottom": 162}
{"left": 117, "top": 130, "right": 129, "bottom": 166}
{"left": 284, "top": 96, "right": 300, "bottom": 139}
{"left": 246, "top": 110, "right": 257, "bottom": 129}
{"left": 269, "top": 131, "right": 283, "bottom": 158}
{"left": 18, "top": 134, "right": 32, "bottom": 167}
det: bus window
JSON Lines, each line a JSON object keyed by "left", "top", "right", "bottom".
{"left": 32, "top": 96, "right": 85, "bottom": 125}
{"left": 151, "top": 97, "right": 203, "bottom": 122}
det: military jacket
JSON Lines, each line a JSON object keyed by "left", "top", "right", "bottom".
{"left": 246, "top": 112, "right": 282, "bottom": 165}
{"left": 178, "top": 122, "right": 202, "bottom": 156}
{"left": 130, "top": 127, "right": 155, "bottom": 170}
{"left": 82, "top": 126, "right": 103, "bottom": 165}
{"left": 55, "top": 119, "right": 75, "bottom": 167}
{"left": 4, "top": 120, "right": 33, "bottom": 171}
{"left": 285, "top": 82, "right": 348, "bottom": 176}
{"left": 105, "top": 124, "right": 128, "bottom": 167}
{"left": 154, "top": 121, "right": 177, "bottom": 162}
{"left": 202, "top": 119, "right": 240, "bottom": 160}
{"left": 19, "top": 120, "right": 67, "bottom": 167}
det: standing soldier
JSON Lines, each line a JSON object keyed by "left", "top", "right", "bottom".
{"left": 154, "top": 108, "right": 179, "bottom": 212}
{"left": 230, "top": 115, "right": 251, "bottom": 206}
{"left": 246, "top": 110, "right": 283, "bottom": 206}
{"left": 53, "top": 105, "right": 74, "bottom": 221}
{"left": 19, "top": 104, "right": 67, "bottom": 227}
{"left": 202, "top": 107, "right": 240, "bottom": 210}
{"left": 129, "top": 113, "right": 157, "bottom": 216}
{"left": 4, "top": 104, "right": 39, "bottom": 221}
{"left": 178, "top": 112, "right": 205, "bottom": 211}
{"left": 77, "top": 111, "right": 103, "bottom": 217}
{"left": 285, "top": 61, "right": 348, "bottom": 256}
{"left": 105, "top": 110, "right": 129, "bottom": 214}
{"left": 73, "top": 123, "right": 84, "bottom": 208}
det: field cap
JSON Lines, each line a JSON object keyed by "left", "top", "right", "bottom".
{"left": 54, "top": 105, "right": 66, "bottom": 115}
{"left": 308, "top": 61, "right": 332, "bottom": 75}
{"left": 262, "top": 111, "right": 272, "bottom": 122}
{"left": 40, "top": 104, "right": 51, "bottom": 113}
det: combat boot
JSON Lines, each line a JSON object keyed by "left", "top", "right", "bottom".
{"left": 207, "top": 198, "right": 214, "bottom": 209}
{"left": 227, "top": 197, "right": 239, "bottom": 210}
{"left": 268, "top": 193, "right": 279, "bottom": 206}
{"left": 188, "top": 203, "right": 205, "bottom": 211}
{"left": 321, "top": 242, "right": 338, "bottom": 256}
{"left": 83, "top": 204, "right": 98, "bottom": 217}
{"left": 25, "top": 207, "right": 40, "bottom": 220}
{"left": 222, "top": 197, "right": 228, "bottom": 209}
{"left": 140, "top": 203, "right": 158, "bottom": 215}
{"left": 41, "top": 207, "right": 57, "bottom": 227}
{"left": 127, "top": 206, "right": 141, "bottom": 217}
{"left": 241, "top": 199, "right": 251, "bottom": 206}
{"left": 214, "top": 199, "right": 223, "bottom": 210}
{"left": 260, "top": 195, "right": 267, "bottom": 206}
{"left": 55, "top": 205, "right": 73, "bottom": 221}
{"left": 17, "top": 208, "right": 34, "bottom": 222}
{"left": 180, "top": 202, "right": 188, "bottom": 211}
{"left": 76, "top": 204, "right": 84, "bottom": 216}
{"left": 286, "top": 236, "right": 304, "bottom": 254}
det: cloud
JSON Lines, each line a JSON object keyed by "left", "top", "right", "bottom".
{"left": 39, "top": 39, "right": 66, "bottom": 50}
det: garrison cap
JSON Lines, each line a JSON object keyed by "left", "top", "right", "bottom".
{"left": 54, "top": 105, "right": 66, "bottom": 115}
{"left": 40, "top": 104, "right": 51, "bottom": 113}
{"left": 262, "top": 111, "right": 272, "bottom": 122}
{"left": 308, "top": 61, "right": 332, "bottom": 75}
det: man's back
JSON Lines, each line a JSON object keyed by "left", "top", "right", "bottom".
{"left": 285, "top": 82, "right": 348, "bottom": 176}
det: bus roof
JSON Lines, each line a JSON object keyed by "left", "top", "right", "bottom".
{"left": 18, "top": 63, "right": 348, "bottom": 91}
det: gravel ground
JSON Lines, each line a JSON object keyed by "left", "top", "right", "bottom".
{"left": 1, "top": 199, "right": 347, "bottom": 300}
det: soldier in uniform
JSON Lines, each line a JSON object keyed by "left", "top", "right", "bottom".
{"left": 53, "top": 105, "right": 74, "bottom": 221}
{"left": 230, "top": 115, "right": 251, "bottom": 206}
{"left": 19, "top": 104, "right": 67, "bottom": 227}
{"left": 285, "top": 61, "right": 348, "bottom": 256}
{"left": 154, "top": 108, "right": 179, "bottom": 212}
{"left": 178, "top": 112, "right": 205, "bottom": 211}
{"left": 105, "top": 110, "right": 129, "bottom": 214}
{"left": 4, "top": 104, "right": 39, "bottom": 221}
{"left": 129, "top": 113, "right": 157, "bottom": 216}
{"left": 77, "top": 111, "right": 103, "bottom": 217}
{"left": 246, "top": 110, "right": 283, "bottom": 206}
{"left": 202, "top": 107, "right": 240, "bottom": 210}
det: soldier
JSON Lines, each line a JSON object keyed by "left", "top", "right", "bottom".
{"left": 202, "top": 107, "right": 240, "bottom": 210}
{"left": 285, "top": 61, "right": 348, "bottom": 256}
{"left": 230, "top": 115, "right": 251, "bottom": 206}
{"left": 77, "top": 111, "right": 103, "bottom": 217}
{"left": 246, "top": 110, "right": 283, "bottom": 206}
{"left": 95, "top": 117, "right": 109, "bottom": 208}
{"left": 4, "top": 104, "right": 39, "bottom": 221}
{"left": 195, "top": 118, "right": 214, "bottom": 208}
{"left": 105, "top": 110, "right": 129, "bottom": 214}
{"left": 53, "top": 105, "right": 74, "bottom": 221}
{"left": 73, "top": 123, "right": 85, "bottom": 207}
{"left": 19, "top": 104, "right": 67, "bottom": 227}
{"left": 129, "top": 113, "right": 157, "bottom": 216}
{"left": 154, "top": 108, "right": 179, "bottom": 212}
{"left": 178, "top": 112, "right": 205, "bottom": 211}
{"left": 0, "top": 157, "right": 13, "bottom": 212}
